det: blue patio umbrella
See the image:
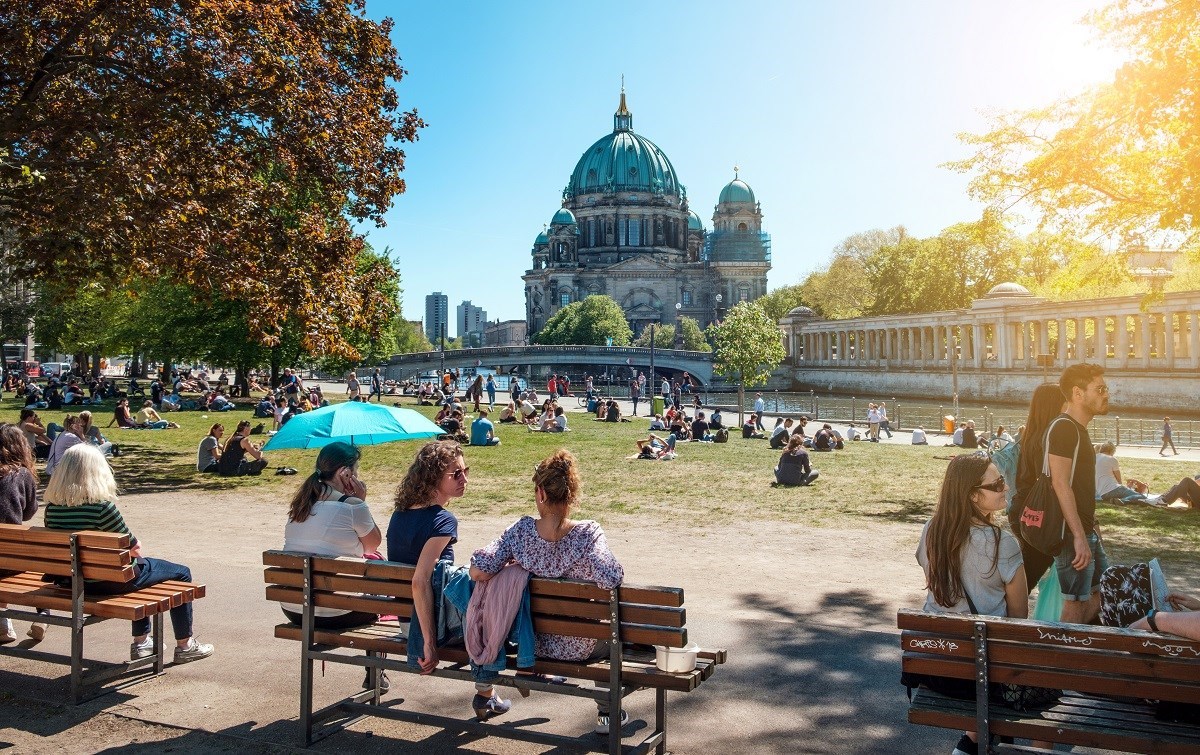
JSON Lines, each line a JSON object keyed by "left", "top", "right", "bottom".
{"left": 262, "top": 401, "right": 444, "bottom": 450}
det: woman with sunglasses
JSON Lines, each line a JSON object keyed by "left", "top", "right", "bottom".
{"left": 917, "top": 454, "right": 1037, "bottom": 755}
{"left": 386, "top": 442, "right": 495, "bottom": 704}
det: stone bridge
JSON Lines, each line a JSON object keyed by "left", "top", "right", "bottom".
{"left": 376, "top": 345, "right": 714, "bottom": 385}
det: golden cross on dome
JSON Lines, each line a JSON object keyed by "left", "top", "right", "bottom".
{"left": 734, "top": 165, "right": 740, "bottom": 178}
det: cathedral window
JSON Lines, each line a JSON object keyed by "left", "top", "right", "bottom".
{"left": 560, "top": 291, "right": 571, "bottom": 307}
{"left": 682, "top": 290, "right": 692, "bottom": 306}
{"left": 738, "top": 286, "right": 750, "bottom": 302}
{"left": 628, "top": 218, "right": 640, "bottom": 246}
{"left": 588, "top": 219, "right": 595, "bottom": 247}
{"left": 738, "top": 222, "right": 748, "bottom": 231}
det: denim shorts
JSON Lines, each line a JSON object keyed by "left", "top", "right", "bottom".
{"left": 1054, "top": 530, "right": 1108, "bottom": 601}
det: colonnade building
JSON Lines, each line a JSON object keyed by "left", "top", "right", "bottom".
{"left": 778, "top": 283, "right": 1200, "bottom": 406}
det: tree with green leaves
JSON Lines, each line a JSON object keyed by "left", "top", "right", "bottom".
{"left": 0, "top": 1, "right": 423, "bottom": 358}
{"left": 534, "top": 295, "right": 632, "bottom": 346}
{"left": 632, "top": 317, "right": 711, "bottom": 351}
{"left": 707, "top": 301, "right": 786, "bottom": 424}
{"left": 951, "top": 0, "right": 1200, "bottom": 253}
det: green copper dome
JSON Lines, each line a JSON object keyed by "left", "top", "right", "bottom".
{"left": 687, "top": 210, "right": 704, "bottom": 231}
{"left": 564, "top": 93, "right": 682, "bottom": 200}
{"left": 718, "top": 177, "right": 755, "bottom": 205}
{"left": 534, "top": 231, "right": 549, "bottom": 245}
{"left": 550, "top": 207, "right": 576, "bottom": 225}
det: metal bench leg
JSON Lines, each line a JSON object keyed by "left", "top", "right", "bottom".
{"left": 70, "top": 534, "right": 85, "bottom": 705}
{"left": 974, "top": 621, "right": 991, "bottom": 753}
{"left": 656, "top": 687, "right": 667, "bottom": 755}
{"left": 301, "top": 556, "right": 315, "bottom": 746}
{"left": 608, "top": 587, "right": 622, "bottom": 755}
{"left": 153, "top": 613, "right": 164, "bottom": 674}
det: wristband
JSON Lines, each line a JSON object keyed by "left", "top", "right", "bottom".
{"left": 1146, "top": 609, "right": 1160, "bottom": 632}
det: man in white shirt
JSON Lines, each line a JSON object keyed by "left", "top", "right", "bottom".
{"left": 753, "top": 393, "right": 766, "bottom": 431}
{"left": 911, "top": 427, "right": 928, "bottom": 445}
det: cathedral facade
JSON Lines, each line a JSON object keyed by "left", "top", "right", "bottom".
{"left": 523, "top": 93, "right": 771, "bottom": 341}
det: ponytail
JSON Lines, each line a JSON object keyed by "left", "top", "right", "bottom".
{"left": 287, "top": 441, "right": 361, "bottom": 523}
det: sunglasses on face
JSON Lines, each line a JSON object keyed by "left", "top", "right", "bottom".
{"left": 976, "top": 477, "right": 1007, "bottom": 493}
{"left": 448, "top": 467, "right": 470, "bottom": 481}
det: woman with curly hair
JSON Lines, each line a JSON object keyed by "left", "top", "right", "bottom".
{"left": 470, "top": 449, "right": 626, "bottom": 734}
{"left": 917, "top": 453, "right": 1040, "bottom": 755}
{"left": 384, "top": 441, "right": 494, "bottom": 701}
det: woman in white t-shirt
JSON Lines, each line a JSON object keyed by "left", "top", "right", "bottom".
{"left": 917, "top": 454, "right": 1040, "bottom": 755}
{"left": 281, "top": 441, "right": 381, "bottom": 629}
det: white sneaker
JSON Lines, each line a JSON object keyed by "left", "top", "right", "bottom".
{"left": 131, "top": 636, "right": 155, "bottom": 660}
{"left": 594, "top": 709, "right": 629, "bottom": 735}
{"left": 1145, "top": 495, "right": 1165, "bottom": 506}
{"left": 174, "top": 638, "right": 214, "bottom": 664}
{"left": 0, "top": 619, "right": 16, "bottom": 645}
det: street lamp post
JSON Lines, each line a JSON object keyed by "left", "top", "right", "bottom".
{"left": 674, "top": 302, "right": 683, "bottom": 350}
{"left": 648, "top": 322, "right": 656, "bottom": 408}
{"left": 714, "top": 293, "right": 723, "bottom": 325}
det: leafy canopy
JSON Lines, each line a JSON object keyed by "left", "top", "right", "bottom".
{"left": 534, "top": 295, "right": 632, "bottom": 346}
{"left": 950, "top": 0, "right": 1200, "bottom": 251}
{"left": 0, "top": 1, "right": 423, "bottom": 357}
{"left": 707, "top": 301, "right": 786, "bottom": 388}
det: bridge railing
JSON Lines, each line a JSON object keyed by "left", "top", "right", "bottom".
{"left": 383, "top": 345, "right": 714, "bottom": 364}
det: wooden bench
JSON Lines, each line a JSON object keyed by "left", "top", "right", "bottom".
{"left": 899, "top": 608, "right": 1200, "bottom": 754}
{"left": 0, "top": 523, "right": 206, "bottom": 703}
{"left": 263, "top": 550, "right": 727, "bottom": 754}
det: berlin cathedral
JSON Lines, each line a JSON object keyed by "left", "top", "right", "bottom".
{"left": 523, "top": 92, "right": 771, "bottom": 340}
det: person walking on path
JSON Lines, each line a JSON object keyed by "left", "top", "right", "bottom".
{"left": 369, "top": 369, "right": 384, "bottom": 403}
{"left": 1161, "top": 417, "right": 1179, "bottom": 456}
{"left": 754, "top": 392, "right": 765, "bottom": 431}
{"left": 629, "top": 379, "right": 641, "bottom": 416}
{"left": 485, "top": 375, "right": 496, "bottom": 409}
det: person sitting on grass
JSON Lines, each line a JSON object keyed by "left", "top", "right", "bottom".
{"left": 107, "top": 398, "right": 141, "bottom": 429}
{"left": 197, "top": 424, "right": 224, "bottom": 473}
{"left": 847, "top": 423, "right": 862, "bottom": 441}
{"left": 1148, "top": 475, "right": 1200, "bottom": 509}
{"left": 912, "top": 426, "right": 929, "bottom": 445}
{"left": 774, "top": 434, "right": 819, "bottom": 486}
{"left": 812, "top": 424, "right": 836, "bottom": 452}
{"left": 45, "top": 414, "right": 84, "bottom": 477}
{"left": 218, "top": 420, "right": 268, "bottom": 476}
{"left": 519, "top": 399, "right": 539, "bottom": 426}
{"left": 1094, "top": 441, "right": 1150, "bottom": 505}
{"left": 769, "top": 417, "right": 791, "bottom": 449}
{"left": 470, "top": 408, "right": 500, "bottom": 446}
{"left": 690, "top": 412, "right": 713, "bottom": 442}
{"left": 17, "top": 409, "right": 52, "bottom": 460}
{"left": 742, "top": 416, "right": 765, "bottom": 439}
{"left": 604, "top": 400, "right": 629, "bottom": 423}
{"left": 497, "top": 402, "right": 518, "bottom": 424}
{"left": 709, "top": 408, "right": 724, "bottom": 430}
{"left": 205, "top": 391, "right": 234, "bottom": 412}
{"left": 648, "top": 413, "right": 666, "bottom": 431}
{"left": 531, "top": 406, "right": 568, "bottom": 433}
{"left": 78, "top": 411, "right": 116, "bottom": 457}
{"left": 139, "top": 401, "right": 177, "bottom": 429}
{"left": 44, "top": 444, "right": 214, "bottom": 665}
{"left": 254, "top": 394, "right": 275, "bottom": 418}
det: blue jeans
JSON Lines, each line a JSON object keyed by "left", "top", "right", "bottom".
{"left": 88, "top": 557, "right": 195, "bottom": 639}
{"left": 1054, "top": 531, "right": 1108, "bottom": 601}
{"left": 1099, "top": 486, "right": 1145, "bottom": 505}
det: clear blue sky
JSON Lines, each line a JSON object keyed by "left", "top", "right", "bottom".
{"left": 362, "top": 1, "right": 1122, "bottom": 334}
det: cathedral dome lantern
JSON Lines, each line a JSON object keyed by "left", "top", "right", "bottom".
{"left": 718, "top": 177, "right": 756, "bottom": 205}
{"left": 564, "top": 91, "right": 683, "bottom": 200}
{"left": 550, "top": 207, "right": 577, "bottom": 227}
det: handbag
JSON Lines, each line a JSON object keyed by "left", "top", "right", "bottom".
{"left": 1019, "top": 417, "right": 1078, "bottom": 556}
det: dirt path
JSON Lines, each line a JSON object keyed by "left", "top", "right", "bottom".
{"left": 0, "top": 487, "right": 1014, "bottom": 753}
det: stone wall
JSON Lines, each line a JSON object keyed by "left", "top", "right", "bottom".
{"left": 789, "top": 367, "right": 1197, "bottom": 414}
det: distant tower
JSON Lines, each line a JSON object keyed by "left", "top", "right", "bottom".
{"left": 424, "top": 292, "right": 449, "bottom": 344}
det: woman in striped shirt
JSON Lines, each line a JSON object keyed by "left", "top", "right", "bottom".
{"left": 43, "top": 444, "right": 214, "bottom": 664}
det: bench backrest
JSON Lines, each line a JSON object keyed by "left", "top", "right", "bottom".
{"left": 0, "top": 523, "right": 134, "bottom": 582}
{"left": 899, "top": 609, "right": 1200, "bottom": 705}
{"left": 263, "top": 550, "right": 687, "bottom": 647}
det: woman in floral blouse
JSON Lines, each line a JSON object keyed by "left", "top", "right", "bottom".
{"left": 470, "top": 448, "right": 626, "bottom": 734}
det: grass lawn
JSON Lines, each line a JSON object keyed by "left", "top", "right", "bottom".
{"left": 14, "top": 396, "right": 1198, "bottom": 573}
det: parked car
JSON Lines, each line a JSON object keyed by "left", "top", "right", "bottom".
{"left": 40, "top": 361, "right": 72, "bottom": 378}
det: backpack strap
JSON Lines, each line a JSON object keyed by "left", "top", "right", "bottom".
{"left": 1041, "top": 416, "right": 1080, "bottom": 483}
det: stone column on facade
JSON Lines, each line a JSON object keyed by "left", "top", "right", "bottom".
{"left": 972, "top": 324, "right": 984, "bottom": 368}
{"left": 1190, "top": 312, "right": 1200, "bottom": 369}
{"left": 1095, "top": 316, "right": 1108, "bottom": 367}
{"left": 1164, "top": 312, "right": 1176, "bottom": 368}
{"left": 1116, "top": 314, "right": 1131, "bottom": 368}
{"left": 1138, "top": 313, "right": 1151, "bottom": 366}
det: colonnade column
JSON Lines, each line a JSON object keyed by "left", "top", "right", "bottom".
{"left": 1138, "top": 314, "right": 1151, "bottom": 366}
{"left": 1095, "top": 316, "right": 1108, "bottom": 367}
{"left": 1165, "top": 313, "right": 1177, "bottom": 366}
{"left": 1191, "top": 312, "right": 1200, "bottom": 369}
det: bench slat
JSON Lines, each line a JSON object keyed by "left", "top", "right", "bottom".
{"left": 0, "top": 540, "right": 132, "bottom": 567}
{"left": 0, "top": 524, "right": 129, "bottom": 549}
{"left": 903, "top": 629, "right": 1200, "bottom": 682}
{"left": 0, "top": 574, "right": 206, "bottom": 621}
{"left": 265, "top": 585, "right": 412, "bottom": 617}
{"left": 0, "top": 555, "right": 134, "bottom": 582}
{"left": 271, "top": 622, "right": 711, "bottom": 692}
{"left": 903, "top": 654, "right": 1200, "bottom": 705}
{"left": 263, "top": 567, "right": 414, "bottom": 599}
{"left": 898, "top": 608, "right": 1200, "bottom": 660}
{"left": 910, "top": 689, "right": 1200, "bottom": 754}
{"left": 530, "top": 595, "right": 686, "bottom": 628}
{"left": 262, "top": 551, "right": 683, "bottom": 607}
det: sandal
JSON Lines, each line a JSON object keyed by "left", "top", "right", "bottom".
{"left": 515, "top": 671, "right": 567, "bottom": 697}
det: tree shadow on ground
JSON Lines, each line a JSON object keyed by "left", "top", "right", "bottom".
{"left": 860, "top": 498, "right": 932, "bottom": 526}
{"left": 666, "top": 589, "right": 947, "bottom": 754}
{"left": 113, "top": 439, "right": 243, "bottom": 494}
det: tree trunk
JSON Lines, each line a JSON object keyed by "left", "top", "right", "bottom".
{"left": 130, "top": 352, "right": 141, "bottom": 379}
{"left": 737, "top": 376, "right": 745, "bottom": 427}
{"left": 91, "top": 348, "right": 101, "bottom": 378}
{"left": 235, "top": 362, "right": 251, "bottom": 398}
